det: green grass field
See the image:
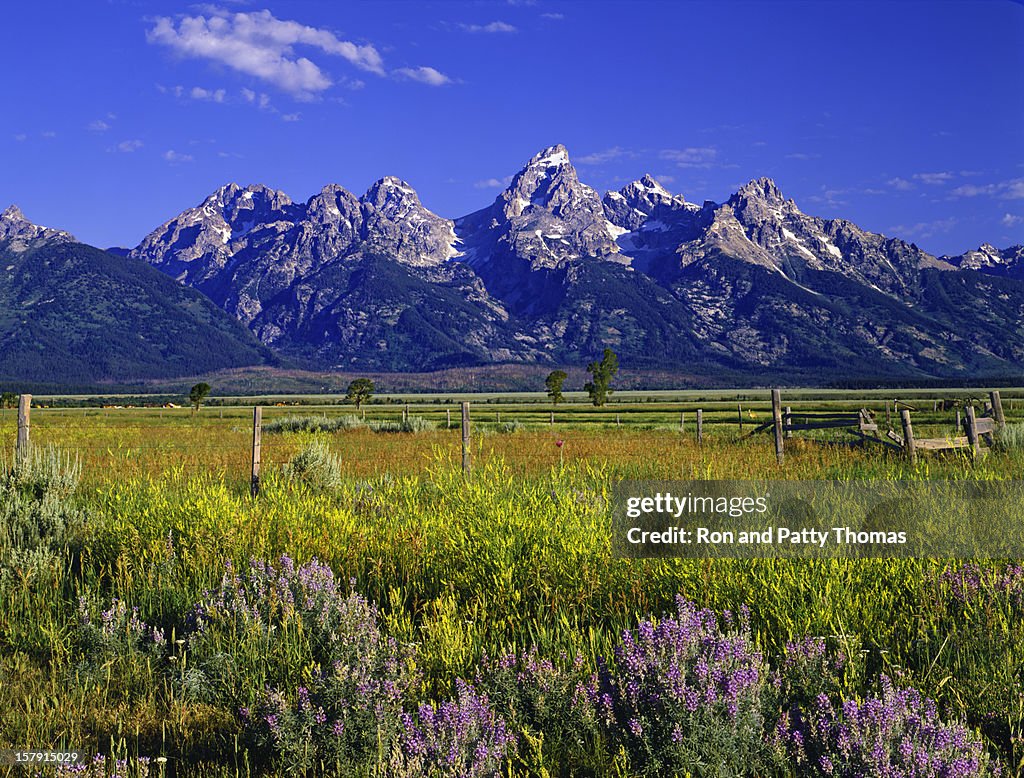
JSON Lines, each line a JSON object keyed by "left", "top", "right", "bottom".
{"left": 1, "top": 391, "right": 1022, "bottom": 776}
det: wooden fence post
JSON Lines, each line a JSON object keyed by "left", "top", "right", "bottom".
{"left": 964, "top": 405, "right": 979, "bottom": 460}
{"left": 446, "top": 408, "right": 451, "bottom": 429}
{"left": 784, "top": 406, "right": 792, "bottom": 439}
{"left": 900, "top": 409, "right": 916, "bottom": 464}
{"left": 403, "top": 404, "right": 409, "bottom": 423}
{"left": 771, "top": 389, "right": 784, "bottom": 465}
{"left": 956, "top": 409, "right": 961, "bottom": 433}
{"left": 550, "top": 410, "right": 554, "bottom": 425}
{"left": 616, "top": 414, "right": 620, "bottom": 428}
{"left": 16, "top": 394, "right": 31, "bottom": 465}
{"left": 737, "top": 403, "right": 743, "bottom": 432}
{"left": 990, "top": 390, "right": 1005, "bottom": 429}
{"left": 680, "top": 412, "right": 684, "bottom": 433}
{"left": 250, "top": 406, "right": 262, "bottom": 498}
{"left": 696, "top": 408, "right": 703, "bottom": 445}
{"left": 461, "top": 402, "right": 471, "bottom": 476}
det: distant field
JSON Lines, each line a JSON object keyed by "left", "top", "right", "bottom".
{"left": 6, "top": 390, "right": 1022, "bottom": 482}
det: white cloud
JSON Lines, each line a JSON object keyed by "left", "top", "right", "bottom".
{"left": 576, "top": 146, "right": 633, "bottom": 165}
{"left": 913, "top": 171, "right": 953, "bottom": 185}
{"left": 1002, "top": 213, "right": 1022, "bottom": 227}
{"left": 41, "top": 131, "right": 57, "bottom": 139}
{"left": 659, "top": 147, "right": 717, "bottom": 169}
{"left": 190, "top": 86, "right": 227, "bottom": 102}
{"left": 147, "top": 8, "right": 385, "bottom": 97}
{"left": 889, "top": 218, "right": 957, "bottom": 240}
{"left": 459, "top": 21, "right": 517, "bottom": 33}
{"left": 281, "top": 112, "right": 300, "bottom": 122}
{"left": 163, "top": 149, "right": 194, "bottom": 163}
{"left": 394, "top": 66, "right": 451, "bottom": 86}
{"left": 541, "top": 13, "right": 565, "bottom": 20}
{"left": 951, "top": 178, "right": 1024, "bottom": 200}
{"left": 13, "top": 133, "right": 27, "bottom": 142}
{"left": 887, "top": 177, "right": 914, "bottom": 191}
{"left": 88, "top": 119, "right": 111, "bottom": 132}
{"left": 116, "top": 139, "right": 143, "bottom": 152}
{"left": 475, "top": 176, "right": 513, "bottom": 189}
{"left": 785, "top": 152, "right": 819, "bottom": 161}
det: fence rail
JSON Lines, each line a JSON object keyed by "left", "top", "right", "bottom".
{"left": 4, "top": 389, "right": 1019, "bottom": 485}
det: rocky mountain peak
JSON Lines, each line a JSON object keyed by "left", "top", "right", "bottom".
{"left": 733, "top": 177, "right": 787, "bottom": 206}
{"left": 603, "top": 175, "right": 695, "bottom": 232}
{"left": 363, "top": 176, "right": 422, "bottom": 211}
{"left": 1, "top": 204, "right": 26, "bottom": 222}
{"left": 0, "top": 204, "right": 75, "bottom": 247}
{"left": 499, "top": 144, "right": 602, "bottom": 222}
{"left": 527, "top": 144, "right": 571, "bottom": 169}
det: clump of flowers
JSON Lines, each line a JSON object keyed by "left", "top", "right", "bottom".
{"left": 596, "top": 596, "right": 768, "bottom": 776}
{"left": 74, "top": 596, "right": 166, "bottom": 672}
{"left": 477, "top": 646, "right": 601, "bottom": 766}
{"left": 938, "top": 563, "right": 1024, "bottom": 607}
{"left": 56, "top": 754, "right": 158, "bottom": 777}
{"left": 186, "top": 556, "right": 415, "bottom": 768}
{"left": 779, "top": 676, "right": 1000, "bottom": 777}
{"left": 388, "top": 679, "right": 516, "bottom": 777}
{"left": 773, "top": 636, "right": 859, "bottom": 716}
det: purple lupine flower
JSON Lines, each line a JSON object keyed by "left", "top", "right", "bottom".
{"left": 778, "top": 675, "right": 999, "bottom": 777}
{"left": 598, "top": 596, "right": 766, "bottom": 773}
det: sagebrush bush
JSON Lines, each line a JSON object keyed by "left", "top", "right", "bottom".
{"left": 282, "top": 440, "right": 344, "bottom": 490}
{"left": 995, "top": 423, "right": 1024, "bottom": 452}
{"left": 263, "top": 415, "right": 364, "bottom": 434}
{"left": 0, "top": 446, "right": 83, "bottom": 589}
{"left": 186, "top": 557, "right": 416, "bottom": 770}
{"left": 368, "top": 417, "right": 434, "bottom": 434}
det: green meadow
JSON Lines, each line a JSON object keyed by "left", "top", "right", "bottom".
{"left": 1, "top": 393, "right": 1022, "bottom": 776}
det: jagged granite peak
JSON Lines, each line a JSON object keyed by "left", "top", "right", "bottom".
{"left": 943, "top": 243, "right": 1024, "bottom": 278}
{"left": 0, "top": 204, "right": 75, "bottom": 250}
{"left": 456, "top": 144, "right": 623, "bottom": 281}
{"left": 603, "top": 174, "right": 695, "bottom": 231}
{"left": 359, "top": 176, "right": 457, "bottom": 267}
{"left": 733, "top": 177, "right": 787, "bottom": 206}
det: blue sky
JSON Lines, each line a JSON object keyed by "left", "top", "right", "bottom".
{"left": 1, "top": 0, "right": 1022, "bottom": 255}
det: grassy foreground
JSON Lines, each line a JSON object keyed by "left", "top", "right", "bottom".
{"left": 1, "top": 413, "right": 1022, "bottom": 776}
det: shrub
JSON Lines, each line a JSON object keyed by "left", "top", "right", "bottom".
{"left": 772, "top": 636, "right": 860, "bottom": 717}
{"left": 477, "top": 646, "right": 601, "bottom": 767}
{"left": 186, "top": 557, "right": 416, "bottom": 769}
{"left": 368, "top": 417, "right": 434, "bottom": 434}
{"left": 994, "top": 423, "right": 1024, "bottom": 452}
{"left": 778, "top": 676, "right": 1000, "bottom": 777}
{"left": 596, "top": 597, "right": 768, "bottom": 776}
{"left": 263, "top": 415, "right": 364, "bottom": 434}
{"left": 0, "top": 446, "right": 83, "bottom": 590}
{"left": 282, "top": 440, "right": 344, "bottom": 490}
{"left": 73, "top": 596, "right": 166, "bottom": 674}
{"left": 388, "top": 679, "right": 516, "bottom": 777}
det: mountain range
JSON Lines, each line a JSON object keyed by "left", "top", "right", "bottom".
{"left": 0, "top": 205, "right": 273, "bottom": 386}
{"left": 4, "top": 144, "right": 1024, "bottom": 386}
